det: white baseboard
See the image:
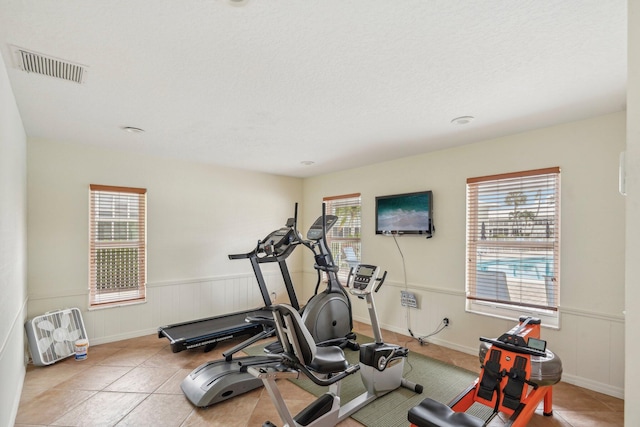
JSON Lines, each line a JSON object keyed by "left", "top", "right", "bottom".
{"left": 560, "top": 373, "right": 624, "bottom": 399}
{"left": 88, "top": 327, "right": 159, "bottom": 346}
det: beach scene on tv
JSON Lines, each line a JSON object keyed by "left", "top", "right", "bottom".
{"left": 376, "top": 192, "right": 431, "bottom": 232}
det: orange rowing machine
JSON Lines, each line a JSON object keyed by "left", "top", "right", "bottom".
{"left": 408, "top": 316, "right": 562, "bottom": 427}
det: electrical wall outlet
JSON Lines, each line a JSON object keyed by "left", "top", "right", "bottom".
{"left": 401, "top": 290, "right": 418, "bottom": 308}
{"left": 443, "top": 317, "right": 450, "bottom": 327}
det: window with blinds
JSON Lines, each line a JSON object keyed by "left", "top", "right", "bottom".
{"left": 89, "top": 185, "right": 147, "bottom": 308}
{"left": 323, "top": 193, "right": 362, "bottom": 282}
{"left": 466, "top": 167, "right": 560, "bottom": 326}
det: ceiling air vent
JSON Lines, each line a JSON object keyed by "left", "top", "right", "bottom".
{"left": 10, "top": 45, "right": 87, "bottom": 84}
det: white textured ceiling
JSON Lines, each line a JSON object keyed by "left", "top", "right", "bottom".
{"left": 0, "top": 1, "right": 627, "bottom": 178}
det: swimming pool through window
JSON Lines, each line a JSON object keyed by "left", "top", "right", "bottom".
{"left": 466, "top": 167, "right": 560, "bottom": 327}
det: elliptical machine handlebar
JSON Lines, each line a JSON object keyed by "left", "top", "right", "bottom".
{"left": 305, "top": 204, "right": 340, "bottom": 274}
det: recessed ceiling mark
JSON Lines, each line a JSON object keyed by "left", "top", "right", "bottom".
{"left": 228, "top": 0, "right": 249, "bottom": 6}
{"left": 451, "top": 116, "right": 475, "bottom": 125}
{"left": 122, "top": 126, "right": 145, "bottom": 134}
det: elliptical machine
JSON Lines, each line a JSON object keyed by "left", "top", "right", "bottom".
{"left": 265, "top": 204, "right": 358, "bottom": 353}
{"left": 180, "top": 204, "right": 357, "bottom": 408}
{"left": 296, "top": 206, "right": 358, "bottom": 349}
{"left": 180, "top": 215, "right": 302, "bottom": 407}
{"left": 249, "top": 263, "right": 423, "bottom": 427}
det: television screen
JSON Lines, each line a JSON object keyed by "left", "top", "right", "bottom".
{"left": 375, "top": 191, "right": 433, "bottom": 235}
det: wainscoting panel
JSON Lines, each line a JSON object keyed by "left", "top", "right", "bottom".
{"left": 2, "top": 299, "right": 27, "bottom": 427}
{"left": 28, "top": 272, "right": 623, "bottom": 398}
{"left": 27, "top": 270, "right": 298, "bottom": 348}
{"left": 350, "top": 280, "right": 625, "bottom": 399}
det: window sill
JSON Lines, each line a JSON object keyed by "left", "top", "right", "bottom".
{"left": 466, "top": 299, "right": 560, "bottom": 330}
{"left": 88, "top": 298, "right": 147, "bottom": 311}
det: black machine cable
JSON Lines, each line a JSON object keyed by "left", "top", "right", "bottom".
{"left": 388, "top": 231, "right": 447, "bottom": 345}
{"left": 386, "top": 232, "right": 417, "bottom": 378}
{"left": 417, "top": 320, "right": 449, "bottom": 344}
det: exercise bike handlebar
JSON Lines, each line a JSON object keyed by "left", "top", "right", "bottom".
{"left": 222, "top": 328, "right": 276, "bottom": 362}
{"left": 374, "top": 271, "right": 387, "bottom": 293}
{"left": 281, "top": 353, "right": 361, "bottom": 387}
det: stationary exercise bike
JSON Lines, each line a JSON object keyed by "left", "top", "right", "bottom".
{"left": 249, "top": 264, "right": 423, "bottom": 427}
{"left": 408, "top": 316, "right": 562, "bottom": 427}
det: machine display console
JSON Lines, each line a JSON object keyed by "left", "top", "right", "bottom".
{"left": 306, "top": 215, "right": 338, "bottom": 241}
{"left": 350, "top": 264, "right": 380, "bottom": 294}
{"left": 258, "top": 226, "right": 296, "bottom": 256}
{"left": 527, "top": 337, "right": 547, "bottom": 352}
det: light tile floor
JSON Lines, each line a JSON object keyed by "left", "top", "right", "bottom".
{"left": 16, "top": 321, "right": 624, "bottom": 426}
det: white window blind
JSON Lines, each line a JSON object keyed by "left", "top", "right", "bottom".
{"left": 466, "top": 168, "right": 560, "bottom": 321}
{"left": 89, "top": 185, "right": 147, "bottom": 307}
{"left": 323, "top": 193, "right": 362, "bottom": 281}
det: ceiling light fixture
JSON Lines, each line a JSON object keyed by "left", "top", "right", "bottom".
{"left": 300, "top": 160, "right": 315, "bottom": 166}
{"left": 451, "top": 116, "right": 475, "bottom": 125}
{"left": 228, "top": 0, "right": 249, "bottom": 6}
{"left": 122, "top": 126, "right": 145, "bottom": 134}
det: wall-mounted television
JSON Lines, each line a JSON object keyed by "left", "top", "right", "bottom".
{"left": 375, "top": 190, "right": 434, "bottom": 236}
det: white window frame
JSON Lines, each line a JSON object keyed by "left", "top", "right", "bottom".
{"left": 323, "top": 193, "right": 362, "bottom": 282}
{"left": 465, "top": 168, "right": 560, "bottom": 328}
{"left": 89, "top": 184, "right": 147, "bottom": 308}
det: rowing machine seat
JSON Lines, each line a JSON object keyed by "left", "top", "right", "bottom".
{"left": 408, "top": 398, "right": 484, "bottom": 427}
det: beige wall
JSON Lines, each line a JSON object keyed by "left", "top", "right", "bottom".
{"left": 0, "top": 50, "right": 28, "bottom": 426}
{"left": 303, "top": 112, "right": 626, "bottom": 397}
{"left": 27, "top": 139, "right": 303, "bottom": 342}
{"left": 6, "top": 16, "right": 634, "bottom": 422}
{"left": 626, "top": 1, "right": 639, "bottom": 425}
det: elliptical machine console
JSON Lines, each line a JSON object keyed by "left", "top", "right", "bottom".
{"left": 306, "top": 214, "right": 338, "bottom": 242}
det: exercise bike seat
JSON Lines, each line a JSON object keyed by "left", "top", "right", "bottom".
{"left": 308, "top": 345, "right": 349, "bottom": 374}
{"left": 408, "top": 398, "right": 484, "bottom": 427}
{"left": 272, "top": 304, "right": 349, "bottom": 375}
